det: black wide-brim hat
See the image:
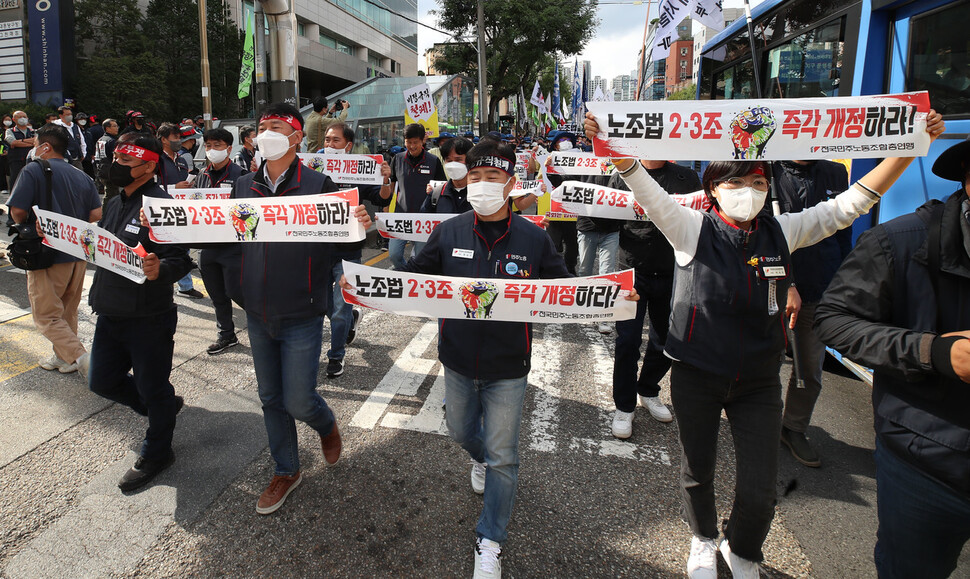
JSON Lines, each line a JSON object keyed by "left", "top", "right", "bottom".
{"left": 932, "top": 136, "right": 970, "bottom": 182}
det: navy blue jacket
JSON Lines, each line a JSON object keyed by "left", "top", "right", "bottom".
{"left": 231, "top": 159, "right": 339, "bottom": 323}
{"left": 816, "top": 191, "right": 970, "bottom": 497}
{"left": 402, "top": 210, "right": 570, "bottom": 379}
{"left": 421, "top": 180, "right": 472, "bottom": 214}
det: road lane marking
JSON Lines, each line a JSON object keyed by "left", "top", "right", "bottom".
{"left": 527, "top": 324, "right": 563, "bottom": 453}
{"left": 364, "top": 252, "right": 389, "bottom": 267}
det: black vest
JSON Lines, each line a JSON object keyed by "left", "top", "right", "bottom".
{"left": 9, "top": 127, "right": 32, "bottom": 161}
{"left": 63, "top": 123, "right": 82, "bottom": 160}
{"left": 665, "top": 211, "right": 792, "bottom": 380}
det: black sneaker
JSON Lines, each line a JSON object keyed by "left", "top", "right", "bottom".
{"left": 175, "top": 395, "right": 185, "bottom": 415}
{"left": 118, "top": 450, "right": 176, "bottom": 492}
{"left": 781, "top": 427, "right": 821, "bottom": 468}
{"left": 326, "top": 358, "right": 344, "bottom": 378}
{"left": 178, "top": 288, "right": 205, "bottom": 299}
{"left": 207, "top": 334, "right": 239, "bottom": 355}
{"left": 346, "top": 309, "right": 361, "bottom": 345}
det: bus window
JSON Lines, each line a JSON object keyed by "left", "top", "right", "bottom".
{"left": 766, "top": 17, "right": 845, "bottom": 98}
{"left": 907, "top": 2, "right": 970, "bottom": 117}
{"left": 713, "top": 60, "right": 756, "bottom": 99}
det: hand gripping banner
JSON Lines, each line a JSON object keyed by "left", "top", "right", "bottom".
{"left": 545, "top": 151, "right": 614, "bottom": 176}
{"left": 298, "top": 153, "right": 385, "bottom": 185}
{"left": 34, "top": 207, "right": 147, "bottom": 284}
{"left": 342, "top": 261, "right": 636, "bottom": 323}
{"left": 376, "top": 212, "right": 546, "bottom": 243}
{"left": 143, "top": 189, "right": 365, "bottom": 244}
{"left": 167, "top": 187, "right": 233, "bottom": 201}
{"left": 586, "top": 92, "right": 932, "bottom": 161}
{"left": 552, "top": 181, "right": 710, "bottom": 220}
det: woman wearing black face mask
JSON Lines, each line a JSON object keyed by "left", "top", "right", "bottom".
{"left": 88, "top": 134, "right": 194, "bottom": 493}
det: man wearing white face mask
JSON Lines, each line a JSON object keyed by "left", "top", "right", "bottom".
{"left": 53, "top": 106, "right": 86, "bottom": 170}
{"left": 379, "top": 140, "right": 572, "bottom": 578}
{"left": 421, "top": 136, "right": 473, "bottom": 214}
{"left": 195, "top": 128, "right": 249, "bottom": 355}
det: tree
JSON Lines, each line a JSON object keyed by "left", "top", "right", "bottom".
{"left": 667, "top": 84, "right": 697, "bottom": 100}
{"left": 432, "top": 0, "right": 597, "bottom": 130}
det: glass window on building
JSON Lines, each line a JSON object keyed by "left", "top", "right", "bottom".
{"left": 297, "top": 21, "right": 305, "bottom": 36}
{"left": 368, "top": 54, "right": 382, "bottom": 68}
{"left": 766, "top": 17, "right": 844, "bottom": 98}
{"left": 907, "top": 1, "right": 970, "bottom": 117}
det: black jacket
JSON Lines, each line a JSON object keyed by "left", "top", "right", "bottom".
{"left": 232, "top": 158, "right": 339, "bottom": 323}
{"left": 195, "top": 160, "right": 246, "bottom": 189}
{"left": 402, "top": 210, "right": 570, "bottom": 379}
{"left": 816, "top": 191, "right": 970, "bottom": 497}
{"left": 88, "top": 181, "right": 193, "bottom": 317}
{"left": 614, "top": 162, "right": 702, "bottom": 276}
{"left": 421, "top": 180, "right": 472, "bottom": 214}
{"left": 576, "top": 174, "right": 622, "bottom": 234}
{"left": 770, "top": 160, "right": 850, "bottom": 302}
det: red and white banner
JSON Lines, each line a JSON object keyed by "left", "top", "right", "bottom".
{"left": 545, "top": 151, "right": 614, "bottom": 176}
{"left": 377, "top": 212, "right": 545, "bottom": 242}
{"left": 552, "top": 181, "right": 710, "bottom": 220}
{"left": 34, "top": 207, "right": 147, "bottom": 284}
{"left": 142, "top": 189, "right": 365, "bottom": 244}
{"left": 587, "top": 92, "right": 932, "bottom": 161}
{"left": 342, "top": 261, "right": 636, "bottom": 323}
{"left": 511, "top": 179, "right": 544, "bottom": 197}
{"left": 168, "top": 187, "right": 233, "bottom": 201}
{"left": 298, "top": 153, "right": 385, "bottom": 185}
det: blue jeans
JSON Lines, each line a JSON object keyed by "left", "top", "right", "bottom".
{"left": 874, "top": 438, "right": 970, "bottom": 579}
{"left": 576, "top": 230, "right": 619, "bottom": 277}
{"left": 444, "top": 366, "right": 528, "bottom": 545}
{"left": 176, "top": 273, "right": 194, "bottom": 292}
{"left": 389, "top": 238, "right": 426, "bottom": 270}
{"left": 327, "top": 257, "right": 360, "bottom": 360}
{"left": 248, "top": 313, "right": 335, "bottom": 476}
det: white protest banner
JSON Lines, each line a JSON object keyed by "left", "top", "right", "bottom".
{"left": 298, "top": 153, "right": 385, "bottom": 185}
{"left": 545, "top": 151, "right": 613, "bottom": 176}
{"left": 529, "top": 79, "right": 543, "bottom": 107}
{"left": 377, "top": 211, "right": 546, "bottom": 242}
{"left": 552, "top": 181, "right": 710, "bottom": 221}
{"left": 404, "top": 83, "right": 439, "bottom": 138}
{"left": 342, "top": 261, "right": 636, "bottom": 323}
{"left": 587, "top": 92, "right": 932, "bottom": 161}
{"left": 168, "top": 188, "right": 233, "bottom": 201}
{"left": 34, "top": 207, "right": 147, "bottom": 284}
{"left": 511, "top": 179, "right": 544, "bottom": 197}
{"left": 143, "top": 189, "right": 365, "bottom": 244}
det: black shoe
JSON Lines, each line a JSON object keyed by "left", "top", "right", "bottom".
{"left": 118, "top": 451, "right": 176, "bottom": 492}
{"left": 781, "top": 427, "right": 821, "bottom": 468}
{"left": 207, "top": 334, "right": 239, "bottom": 355}
{"left": 326, "top": 358, "right": 344, "bottom": 378}
{"left": 178, "top": 288, "right": 205, "bottom": 299}
{"left": 346, "top": 309, "right": 361, "bottom": 345}
{"left": 175, "top": 395, "right": 185, "bottom": 415}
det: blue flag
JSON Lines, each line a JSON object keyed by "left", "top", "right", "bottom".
{"left": 552, "top": 61, "right": 563, "bottom": 122}
{"left": 571, "top": 58, "right": 582, "bottom": 122}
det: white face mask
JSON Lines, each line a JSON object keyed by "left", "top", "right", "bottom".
{"left": 206, "top": 148, "right": 229, "bottom": 164}
{"left": 445, "top": 161, "right": 468, "bottom": 180}
{"left": 255, "top": 130, "right": 294, "bottom": 161}
{"left": 467, "top": 178, "right": 510, "bottom": 216}
{"left": 716, "top": 186, "right": 767, "bottom": 222}
{"left": 16, "top": 117, "right": 27, "bottom": 127}
{"left": 78, "top": 119, "right": 87, "bottom": 126}
{"left": 557, "top": 140, "right": 572, "bottom": 151}
{"left": 323, "top": 146, "right": 347, "bottom": 155}
{"left": 2, "top": 120, "right": 10, "bottom": 127}
{"left": 28, "top": 144, "right": 48, "bottom": 161}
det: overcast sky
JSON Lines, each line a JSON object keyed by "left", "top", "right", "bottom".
{"left": 416, "top": 0, "right": 764, "bottom": 83}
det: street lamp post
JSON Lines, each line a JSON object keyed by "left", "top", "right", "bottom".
{"left": 199, "top": 0, "right": 213, "bottom": 130}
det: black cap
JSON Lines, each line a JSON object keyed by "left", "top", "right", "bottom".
{"left": 932, "top": 136, "right": 970, "bottom": 182}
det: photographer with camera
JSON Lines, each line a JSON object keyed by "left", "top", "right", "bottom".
{"left": 305, "top": 96, "right": 350, "bottom": 153}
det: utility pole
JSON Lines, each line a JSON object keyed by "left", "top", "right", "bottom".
{"left": 254, "top": 3, "right": 269, "bottom": 111}
{"left": 199, "top": 0, "right": 213, "bottom": 130}
{"left": 476, "top": 0, "right": 487, "bottom": 135}
{"left": 742, "top": 0, "right": 763, "bottom": 98}
{"left": 258, "top": 0, "right": 300, "bottom": 107}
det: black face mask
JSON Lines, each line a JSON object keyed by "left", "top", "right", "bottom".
{"left": 108, "top": 161, "right": 143, "bottom": 187}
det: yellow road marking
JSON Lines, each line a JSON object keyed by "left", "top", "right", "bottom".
{"left": 364, "top": 252, "right": 389, "bottom": 267}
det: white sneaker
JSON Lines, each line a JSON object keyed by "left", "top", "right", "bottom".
{"left": 639, "top": 395, "right": 673, "bottom": 423}
{"left": 611, "top": 409, "right": 634, "bottom": 439}
{"left": 687, "top": 535, "right": 718, "bottom": 579}
{"left": 470, "top": 460, "right": 487, "bottom": 495}
{"left": 39, "top": 354, "right": 75, "bottom": 373}
{"left": 719, "top": 539, "right": 761, "bottom": 579}
{"left": 597, "top": 323, "right": 611, "bottom": 334}
{"left": 474, "top": 537, "right": 502, "bottom": 579}
{"left": 76, "top": 352, "right": 90, "bottom": 380}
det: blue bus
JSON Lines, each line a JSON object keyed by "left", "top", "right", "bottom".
{"left": 697, "top": 0, "right": 969, "bottom": 236}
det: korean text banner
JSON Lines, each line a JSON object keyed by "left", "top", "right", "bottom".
{"left": 587, "top": 92, "right": 931, "bottom": 161}
{"left": 168, "top": 187, "right": 232, "bottom": 201}
{"left": 545, "top": 152, "right": 613, "bottom": 176}
{"left": 342, "top": 261, "right": 636, "bottom": 323}
{"left": 404, "top": 83, "right": 439, "bottom": 139}
{"left": 376, "top": 212, "right": 546, "bottom": 243}
{"left": 298, "top": 153, "right": 385, "bottom": 185}
{"left": 552, "top": 181, "right": 710, "bottom": 220}
{"left": 143, "top": 190, "right": 365, "bottom": 244}
{"left": 34, "top": 207, "right": 147, "bottom": 284}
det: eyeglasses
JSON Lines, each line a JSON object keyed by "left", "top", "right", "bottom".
{"left": 717, "top": 176, "right": 770, "bottom": 192}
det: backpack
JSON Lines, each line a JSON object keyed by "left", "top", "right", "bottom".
{"left": 7, "top": 160, "right": 57, "bottom": 270}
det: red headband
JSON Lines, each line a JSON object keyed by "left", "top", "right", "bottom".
{"left": 260, "top": 114, "right": 302, "bottom": 132}
{"left": 115, "top": 143, "right": 159, "bottom": 163}
{"left": 750, "top": 165, "right": 765, "bottom": 177}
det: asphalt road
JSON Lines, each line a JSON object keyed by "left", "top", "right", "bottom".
{"left": 0, "top": 214, "right": 966, "bottom": 578}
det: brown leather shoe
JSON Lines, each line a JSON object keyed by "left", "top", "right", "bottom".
{"left": 256, "top": 472, "right": 302, "bottom": 515}
{"left": 321, "top": 423, "right": 342, "bottom": 465}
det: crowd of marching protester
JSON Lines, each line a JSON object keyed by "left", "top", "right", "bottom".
{"left": 3, "top": 99, "right": 968, "bottom": 579}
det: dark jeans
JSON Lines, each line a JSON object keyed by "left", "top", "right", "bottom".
{"left": 670, "top": 360, "right": 783, "bottom": 562}
{"left": 199, "top": 246, "right": 243, "bottom": 339}
{"left": 8, "top": 159, "right": 25, "bottom": 190}
{"left": 874, "top": 438, "right": 970, "bottom": 579}
{"left": 546, "top": 220, "right": 578, "bottom": 275}
{"left": 783, "top": 301, "right": 825, "bottom": 432}
{"left": 613, "top": 274, "right": 673, "bottom": 411}
{"left": 88, "top": 309, "right": 179, "bottom": 461}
